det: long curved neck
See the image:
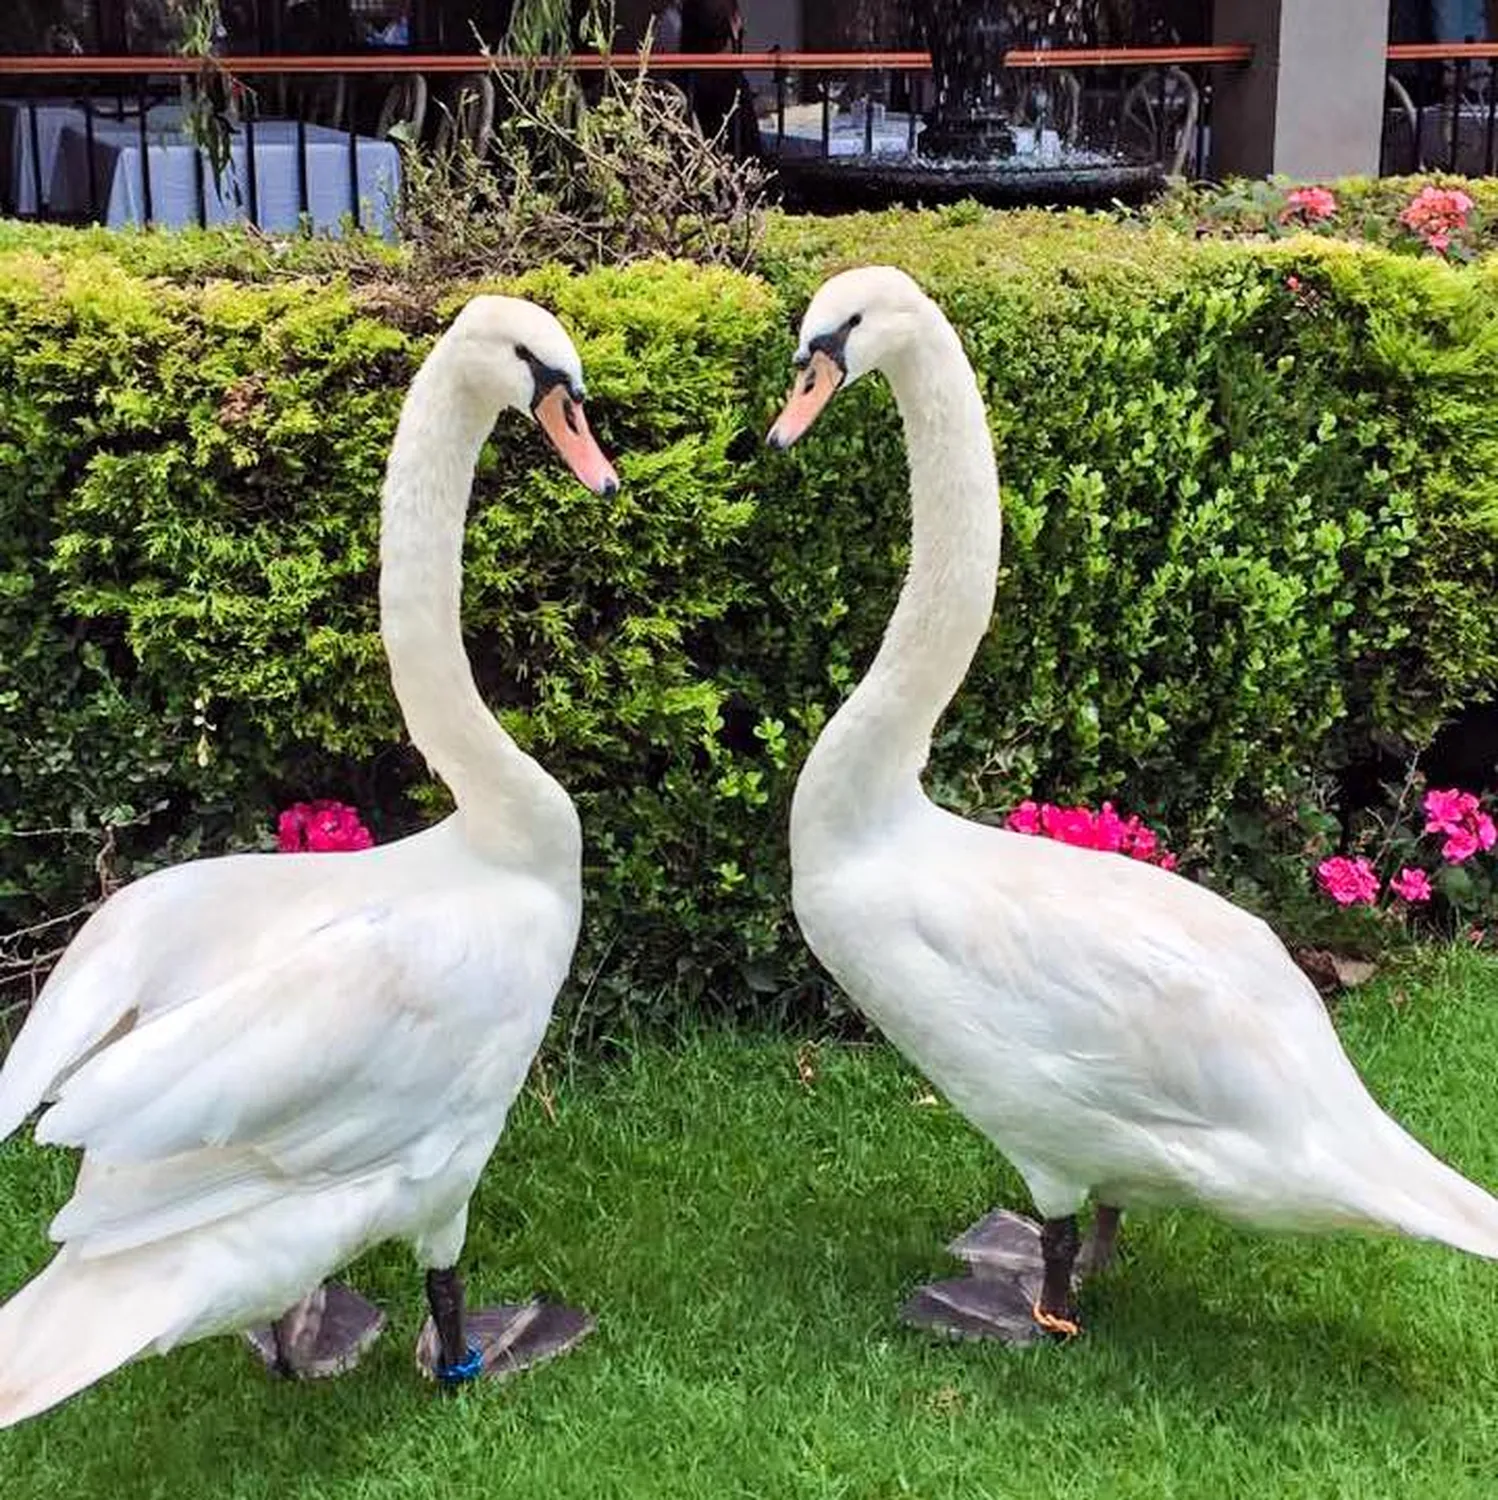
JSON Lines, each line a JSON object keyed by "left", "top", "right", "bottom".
{"left": 794, "top": 309, "right": 1001, "bottom": 842}
{"left": 379, "top": 346, "right": 579, "bottom": 874}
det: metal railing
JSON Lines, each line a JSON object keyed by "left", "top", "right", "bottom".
{"left": 0, "top": 45, "right": 1258, "bottom": 232}
{"left": 1384, "top": 41, "right": 1498, "bottom": 177}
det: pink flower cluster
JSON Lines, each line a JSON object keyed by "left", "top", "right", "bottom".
{"left": 1316, "top": 856, "right": 1431, "bottom": 908}
{"left": 1422, "top": 787, "right": 1496, "bottom": 864}
{"left": 1399, "top": 185, "right": 1474, "bottom": 254}
{"left": 1006, "top": 800, "right": 1177, "bottom": 870}
{"left": 277, "top": 799, "right": 374, "bottom": 854}
{"left": 1282, "top": 185, "right": 1338, "bottom": 223}
{"left": 1314, "top": 786, "right": 1494, "bottom": 910}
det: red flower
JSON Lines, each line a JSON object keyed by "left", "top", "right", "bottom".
{"left": 277, "top": 799, "right": 374, "bottom": 854}
{"left": 1005, "top": 799, "right": 1177, "bottom": 869}
{"left": 1399, "top": 185, "right": 1473, "bottom": 254}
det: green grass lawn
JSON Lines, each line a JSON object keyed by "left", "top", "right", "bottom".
{"left": 2, "top": 947, "right": 1498, "bottom": 1498}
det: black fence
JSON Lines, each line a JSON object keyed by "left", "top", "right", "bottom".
{"left": 1384, "top": 43, "right": 1498, "bottom": 176}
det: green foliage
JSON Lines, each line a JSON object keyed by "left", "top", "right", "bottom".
{"left": 5, "top": 210, "right": 1498, "bottom": 1032}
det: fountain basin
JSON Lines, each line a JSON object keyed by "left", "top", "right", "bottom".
{"left": 772, "top": 143, "right": 1162, "bottom": 213}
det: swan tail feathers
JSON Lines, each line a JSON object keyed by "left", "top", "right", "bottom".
{"left": 0, "top": 1247, "right": 181, "bottom": 1429}
{"left": 1341, "top": 1117, "right": 1498, "bottom": 1260}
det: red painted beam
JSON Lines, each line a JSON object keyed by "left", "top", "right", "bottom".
{"left": 1387, "top": 42, "right": 1498, "bottom": 60}
{"left": 0, "top": 45, "right": 1255, "bottom": 78}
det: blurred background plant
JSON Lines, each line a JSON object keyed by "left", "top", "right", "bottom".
{"left": 1150, "top": 175, "right": 1495, "bottom": 260}
{"left": 395, "top": 0, "right": 766, "bottom": 280}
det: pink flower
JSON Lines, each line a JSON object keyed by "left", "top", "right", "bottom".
{"left": 1443, "top": 827, "right": 1481, "bottom": 864}
{"left": 1092, "top": 802, "right": 1128, "bottom": 853}
{"left": 1005, "top": 799, "right": 1177, "bottom": 869}
{"left": 1400, "top": 185, "right": 1473, "bottom": 253}
{"left": 1286, "top": 274, "right": 1302, "bottom": 292}
{"left": 1316, "top": 855, "right": 1380, "bottom": 907}
{"left": 277, "top": 799, "right": 373, "bottom": 854}
{"left": 1423, "top": 787, "right": 1476, "bottom": 834}
{"left": 1389, "top": 866, "right": 1432, "bottom": 903}
{"left": 1005, "top": 800, "right": 1041, "bottom": 835}
{"left": 1283, "top": 185, "right": 1337, "bottom": 222}
{"left": 1421, "top": 787, "right": 1494, "bottom": 863}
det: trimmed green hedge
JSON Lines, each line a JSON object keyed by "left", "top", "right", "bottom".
{"left": 5, "top": 208, "right": 1498, "bottom": 1032}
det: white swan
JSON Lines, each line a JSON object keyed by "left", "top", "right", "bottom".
{"left": 769, "top": 266, "right": 1498, "bottom": 1343}
{"left": 0, "top": 295, "right": 617, "bottom": 1425}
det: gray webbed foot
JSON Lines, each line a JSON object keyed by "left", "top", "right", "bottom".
{"left": 900, "top": 1273, "right": 1052, "bottom": 1345}
{"left": 415, "top": 1300, "right": 594, "bottom": 1383}
{"left": 901, "top": 1205, "right": 1119, "bottom": 1344}
{"left": 244, "top": 1281, "right": 386, "bottom": 1379}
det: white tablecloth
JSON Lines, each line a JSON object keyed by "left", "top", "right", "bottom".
{"left": 2, "top": 98, "right": 184, "bottom": 214}
{"left": 770, "top": 106, "right": 925, "bottom": 159}
{"left": 49, "top": 118, "right": 400, "bottom": 237}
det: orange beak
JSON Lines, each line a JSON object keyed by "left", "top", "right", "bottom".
{"left": 766, "top": 349, "right": 845, "bottom": 449}
{"left": 535, "top": 384, "right": 619, "bottom": 496}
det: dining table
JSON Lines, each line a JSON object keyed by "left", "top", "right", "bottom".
{"left": 45, "top": 114, "right": 401, "bottom": 237}
{"left": 2, "top": 97, "right": 185, "bottom": 216}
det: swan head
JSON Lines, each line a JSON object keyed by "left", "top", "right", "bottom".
{"left": 766, "top": 266, "right": 929, "bottom": 449}
{"left": 446, "top": 295, "right": 619, "bottom": 496}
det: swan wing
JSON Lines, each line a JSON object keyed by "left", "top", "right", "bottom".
{"left": 34, "top": 890, "right": 564, "bottom": 1256}
{"left": 0, "top": 876, "right": 182, "bottom": 1140}
{"left": 0, "top": 855, "right": 318, "bottom": 1142}
{"left": 911, "top": 839, "right": 1367, "bottom": 1141}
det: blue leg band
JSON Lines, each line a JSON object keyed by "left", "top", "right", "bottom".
{"left": 436, "top": 1343, "right": 484, "bottom": 1384}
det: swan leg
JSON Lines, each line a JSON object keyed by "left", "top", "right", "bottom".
{"left": 414, "top": 1266, "right": 594, "bottom": 1385}
{"left": 1033, "top": 1214, "right": 1082, "bottom": 1337}
{"left": 243, "top": 1281, "right": 386, "bottom": 1379}
{"left": 1078, "top": 1203, "right": 1121, "bottom": 1277}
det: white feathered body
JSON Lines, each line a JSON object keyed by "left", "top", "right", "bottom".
{"left": 795, "top": 796, "right": 1498, "bottom": 1250}
{"left": 0, "top": 816, "right": 578, "bottom": 1398}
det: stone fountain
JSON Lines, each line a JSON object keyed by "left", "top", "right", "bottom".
{"left": 774, "top": 0, "right": 1164, "bottom": 212}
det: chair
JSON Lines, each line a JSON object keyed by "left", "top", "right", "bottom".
{"left": 1119, "top": 68, "right": 1200, "bottom": 177}
{"left": 290, "top": 74, "right": 348, "bottom": 132}
{"left": 375, "top": 74, "right": 428, "bottom": 142}
{"left": 433, "top": 74, "right": 496, "bottom": 157}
